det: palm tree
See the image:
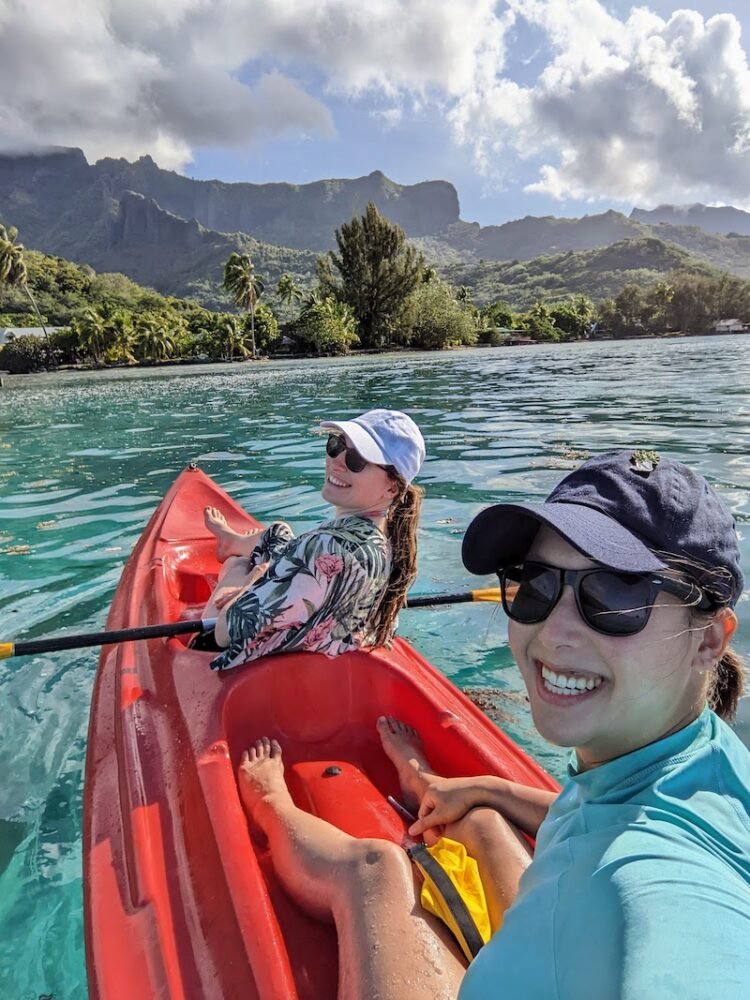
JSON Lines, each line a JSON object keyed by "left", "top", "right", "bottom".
{"left": 218, "top": 315, "right": 247, "bottom": 361}
{"left": 300, "top": 287, "right": 322, "bottom": 315}
{"left": 0, "top": 224, "right": 53, "bottom": 364}
{"left": 71, "top": 308, "right": 107, "bottom": 364}
{"left": 222, "top": 253, "right": 264, "bottom": 358}
{"left": 134, "top": 313, "right": 176, "bottom": 363}
{"left": 276, "top": 273, "right": 302, "bottom": 315}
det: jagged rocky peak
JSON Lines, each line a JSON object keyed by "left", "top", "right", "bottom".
{"left": 113, "top": 191, "right": 203, "bottom": 248}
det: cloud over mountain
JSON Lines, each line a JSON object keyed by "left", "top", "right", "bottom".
{"left": 1, "top": 0, "right": 750, "bottom": 209}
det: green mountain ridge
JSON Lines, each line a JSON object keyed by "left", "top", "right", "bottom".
{"left": 2, "top": 147, "right": 750, "bottom": 310}
{"left": 444, "top": 237, "right": 717, "bottom": 308}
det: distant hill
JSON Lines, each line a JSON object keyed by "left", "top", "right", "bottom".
{"left": 3, "top": 147, "right": 750, "bottom": 309}
{"left": 631, "top": 204, "right": 750, "bottom": 236}
{"left": 437, "top": 210, "right": 646, "bottom": 261}
{"left": 442, "top": 237, "right": 716, "bottom": 308}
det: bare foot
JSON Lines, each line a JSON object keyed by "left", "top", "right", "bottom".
{"left": 377, "top": 716, "right": 438, "bottom": 813}
{"left": 203, "top": 506, "right": 244, "bottom": 562}
{"left": 238, "top": 737, "right": 291, "bottom": 828}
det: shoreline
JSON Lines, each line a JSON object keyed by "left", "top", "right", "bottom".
{"left": 0, "top": 330, "right": 750, "bottom": 386}
{"left": 2, "top": 328, "right": 749, "bottom": 382}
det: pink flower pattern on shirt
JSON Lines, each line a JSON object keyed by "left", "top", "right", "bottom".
{"left": 210, "top": 516, "right": 391, "bottom": 671}
{"left": 316, "top": 553, "right": 345, "bottom": 579}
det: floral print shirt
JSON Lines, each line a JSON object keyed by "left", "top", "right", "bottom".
{"left": 210, "top": 515, "right": 391, "bottom": 671}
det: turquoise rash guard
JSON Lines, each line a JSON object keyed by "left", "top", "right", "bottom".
{"left": 459, "top": 708, "right": 750, "bottom": 1000}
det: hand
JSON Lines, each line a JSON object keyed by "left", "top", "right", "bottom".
{"left": 408, "top": 777, "right": 481, "bottom": 838}
{"left": 213, "top": 585, "right": 243, "bottom": 610}
{"left": 215, "top": 561, "right": 271, "bottom": 609}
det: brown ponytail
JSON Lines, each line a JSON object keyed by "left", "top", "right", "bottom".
{"left": 660, "top": 553, "right": 747, "bottom": 723}
{"left": 368, "top": 471, "right": 424, "bottom": 647}
{"left": 708, "top": 648, "right": 745, "bottom": 722}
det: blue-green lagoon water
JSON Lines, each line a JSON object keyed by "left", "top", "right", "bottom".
{"left": 1, "top": 337, "right": 750, "bottom": 997}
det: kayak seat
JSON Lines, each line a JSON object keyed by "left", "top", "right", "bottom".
{"left": 286, "top": 759, "right": 408, "bottom": 842}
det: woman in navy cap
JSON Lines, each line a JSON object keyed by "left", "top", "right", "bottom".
{"left": 205, "top": 408, "right": 426, "bottom": 669}
{"left": 236, "top": 449, "right": 750, "bottom": 999}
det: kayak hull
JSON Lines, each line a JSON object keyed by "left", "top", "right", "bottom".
{"left": 83, "top": 466, "right": 558, "bottom": 999}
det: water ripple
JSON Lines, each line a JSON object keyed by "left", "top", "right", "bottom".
{"left": 1, "top": 337, "right": 750, "bottom": 995}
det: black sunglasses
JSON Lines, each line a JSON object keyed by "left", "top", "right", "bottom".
{"left": 500, "top": 560, "right": 711, "bottom": 637}
{"left": 325, "top": 433, "right": 369, "bottom": 473}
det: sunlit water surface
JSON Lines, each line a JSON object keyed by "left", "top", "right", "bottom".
{"left": 2, "top": 337, "right": 750, "bottom": 997}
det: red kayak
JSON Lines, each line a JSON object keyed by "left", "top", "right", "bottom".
{"left": 83, "top": 465, "right": 559, "bottom": 999}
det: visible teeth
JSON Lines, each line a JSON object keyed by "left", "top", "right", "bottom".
{"left": 328, "top": 475, "right": 349, "bottom": 487}
{"left": 540, "top": 664, "right": 603, "bottom": 696}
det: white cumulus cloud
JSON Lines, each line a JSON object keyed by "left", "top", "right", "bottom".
{"left": 0, "top": 0, "right": 511, "bottom": 169}
{"left": 2, "top": 0, "right": 750, "bottom": 209}
{"left": 454, "top": 1, "right": 750, "bottom": 207}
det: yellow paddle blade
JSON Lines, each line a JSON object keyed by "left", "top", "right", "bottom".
{"left": 0, "top": 643, "right": 15, "bottom": 660}
{"left": 469, "top": 584, "right": 518, "bottom": 604}
{"left": 469, "top": 588, "right": 502, "bottom": 603}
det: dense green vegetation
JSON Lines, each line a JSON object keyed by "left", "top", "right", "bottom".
{"left": 3, "top": 210, "right": 750, "bottom": 375}
{"left": 442, "top": 238, "right": 715, "bottom": 308}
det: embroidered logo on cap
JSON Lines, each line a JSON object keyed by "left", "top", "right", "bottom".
{"left": 630, "top": 449, "right": 660, "bottom": 474}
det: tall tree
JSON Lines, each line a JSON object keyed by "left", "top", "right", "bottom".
{"left": 222, "top": 253, "right": 264, "bottom": 358}
{"left": 319, "top": 202, "right": 424, "bottom": 347}
{"left": 275, "top": 273, "right": 303, "bottom": 316}
{"left": 0, "top": 224, "right": 53, "bottom": 363}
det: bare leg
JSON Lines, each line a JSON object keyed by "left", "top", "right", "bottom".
{"left": 378, "top": 716, "right": 532, "bottom": 931}
{"left": 444, "top": 808, "right": 532, "bottom": 935}
{"left": 239, "top": 738, "right": 466, "bottom": 1000}
{"left": 203, "top": 555, "right": 253, "bottom": 618}
{"left": 377, "top": 715, "right": 440, "bottom": 812}
{"left": 204, "top": 506, "right": 263, "bottom": 561}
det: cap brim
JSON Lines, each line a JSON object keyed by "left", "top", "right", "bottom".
{"left": 319, "top": 420, "right": 387, "bottom": 466}
{"left": 462, "top": 501, "right": 668, "bottom": 576}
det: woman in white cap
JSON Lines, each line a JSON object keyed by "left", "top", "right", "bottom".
{"left": 205, "top": 408, "right": 426, "bottom": 669}
{"left": 234, "top": 449, "right": 750, "bottom": 999}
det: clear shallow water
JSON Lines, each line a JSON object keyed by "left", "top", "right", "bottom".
{"left": 1, "top": 336, "right": 750, "bottom": 997}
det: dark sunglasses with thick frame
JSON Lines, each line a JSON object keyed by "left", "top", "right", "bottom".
{"left": 499, "top": 560, "right": 712, "bottom": 637}
{"left": 325, "top": 433, "right": 370, "bottom": 474}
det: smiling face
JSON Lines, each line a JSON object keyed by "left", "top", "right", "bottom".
{"left": 507, "top": 526, "right": 719, "bottom": 769}
{"left": 320, "top": 433, "right": 398, "bottom": 515}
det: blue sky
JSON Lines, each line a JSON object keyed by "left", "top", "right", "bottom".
{"left": 3, "top": 1, "right": 750, "bottom": 227}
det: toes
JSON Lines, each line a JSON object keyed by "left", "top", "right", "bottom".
{"left": 377, "top": 715, "right": 421, "bottom": 744}
{"left": 270, "top": 739, "right": 282, "bottom": 759}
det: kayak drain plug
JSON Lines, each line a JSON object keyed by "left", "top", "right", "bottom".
{"left": 322, "top": 766, "right": 342, "bottom": 777}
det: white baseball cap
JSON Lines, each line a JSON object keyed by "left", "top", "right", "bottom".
{"left": 320, "top": 408, "right": 425, "bottom": 483}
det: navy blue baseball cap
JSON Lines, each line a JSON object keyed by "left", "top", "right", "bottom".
{"left": 462, "top": 450, "right": 744, "bottom": 607}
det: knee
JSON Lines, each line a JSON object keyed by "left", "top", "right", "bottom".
{"left": 352, "top": 838, "right": 411, "bottom": 884}
{"left": 445, "top": 806, "right": 511, "bottom": 852}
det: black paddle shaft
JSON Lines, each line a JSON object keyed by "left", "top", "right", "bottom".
{"left": 9, "top": 619, "right": 207, "bottom": 657}
{"left": 406, "top": 592, "right": 475, "bottom": 608}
